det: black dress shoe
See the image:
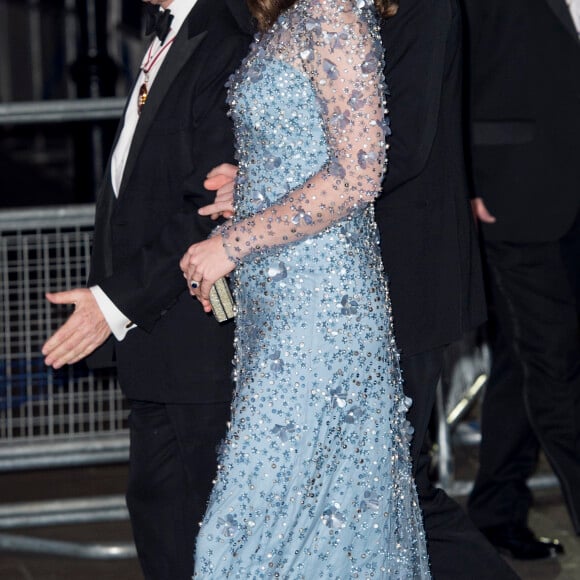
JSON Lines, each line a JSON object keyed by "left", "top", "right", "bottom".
{"left": 481, "top": 524, "right": 565, "bottom": 560}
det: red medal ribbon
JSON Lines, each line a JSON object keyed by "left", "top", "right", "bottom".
{"left": 137, "top": 37, "right": 176, "bottom": 114}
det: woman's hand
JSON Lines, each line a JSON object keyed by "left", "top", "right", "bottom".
{"left": 180, "top": 234, "right": 235, "bottom": 312}
{"left": 199, "top": 163, "right": 238, "bottom": 220}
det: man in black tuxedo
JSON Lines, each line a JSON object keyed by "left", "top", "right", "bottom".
{"left": 42, "top": 1, "right": 252, "bottom": 578}
{"left": 463, "top": 0, "right": 580, "bottom": 560}
{"left": 375, "top": 1, "right": 518, "bottom": 577}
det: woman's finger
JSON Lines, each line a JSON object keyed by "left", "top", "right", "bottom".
{"left": 204, "top": 174, "right": 232, "bottom": 191}
{"left": 198, "top": 200, "right": 234, "bottom": 217}
{"left": 199, "top": 278, "right": 214, "bottom": 302}
{"left": 206, "top": 163, "right": 238, "bottom": 180}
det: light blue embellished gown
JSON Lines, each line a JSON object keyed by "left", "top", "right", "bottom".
{"left": 194, "top": 0, "right": 430, "bottom": 577}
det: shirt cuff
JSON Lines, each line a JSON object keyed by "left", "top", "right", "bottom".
{"left": 90, "top": 285, "right": 136, "bottom": 341}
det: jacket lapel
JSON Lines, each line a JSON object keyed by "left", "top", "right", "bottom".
{"left": 545, "top": 0, "right": 580, "bottom": 42}
{"left": 118, "top": 3, "right": 211, "bottom": 196}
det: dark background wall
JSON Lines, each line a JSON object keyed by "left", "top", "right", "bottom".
{"left": 0, "top": 0, "right": 144, "bottom": 208}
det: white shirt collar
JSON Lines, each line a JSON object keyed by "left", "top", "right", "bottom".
{"left": 160, "top": 0, "right": 199, "bottom": 36}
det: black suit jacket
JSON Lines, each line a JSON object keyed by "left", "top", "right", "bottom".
{"left": 87, "top": 0, "right": 253, "bottom": 404}
{"left": 464, "top": 0, "right": 580, "bottom": 242}
{"left": 376, "top": 0, "right": 486, "bottom": 357}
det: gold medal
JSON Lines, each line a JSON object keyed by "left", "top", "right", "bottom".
{"left": 138, "top": 36, "right": 176, "bottom": 115}
{"left": 138, "top": 82, "right": 148, "bottom": 115}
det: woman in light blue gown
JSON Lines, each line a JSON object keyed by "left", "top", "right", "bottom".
{"left": 180, "top": 0, "right": 430, "bottom": 576}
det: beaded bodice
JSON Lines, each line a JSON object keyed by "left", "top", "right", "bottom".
{"left": 222, "top": 0, "right": 389, "bottom": 261}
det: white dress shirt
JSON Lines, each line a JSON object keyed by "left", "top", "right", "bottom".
{"left": 91, "top": 0, "right": 199, "bottom": 341}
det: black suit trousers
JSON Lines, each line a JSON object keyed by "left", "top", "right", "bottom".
{"left": 467, "top": 323, "right": 539, "bottom": 529}
{"left": 401, "top": 351, "right": 517, "bottom": 579}
{"left": 468, "top": 235, "right": 580, "bottom": 534}
{"left": 561, "top": 209, "right": 580, "bottom": 311}
{"left": 125, "top": 399, "right": 230, "bottom": 580}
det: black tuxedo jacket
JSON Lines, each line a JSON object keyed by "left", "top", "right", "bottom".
{"left": 87, "top": 0, "right": 253, "bottom": 404}
{"left": 376, "top": 0, "right": 486, "bottom": 357}
{"left": 464, "top": 0, "right": 580, "bottom": 243}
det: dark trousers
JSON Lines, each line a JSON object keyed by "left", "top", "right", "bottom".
{"left": 125, "top": 399, "right": 231, "bottom": 580}
{"left": 402, "top": 350, "right": 518, "bottom": 579}
{"left": 561, "top": 209, "right": 580, "bottom": 312}
{"left": 468, "top": 237, "right": 580, "bottom": 534}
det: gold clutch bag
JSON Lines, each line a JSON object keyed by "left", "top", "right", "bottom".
{"left": 209, "top": 277, "right": 235, "bottom": 323}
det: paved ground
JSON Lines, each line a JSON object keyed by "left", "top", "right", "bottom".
{"left": 0, "top": 456, "right": 578, "bottom": 579}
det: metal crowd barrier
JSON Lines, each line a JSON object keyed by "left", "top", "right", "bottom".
{"left": 0, "top": 97, "right": 126, "bottom": 125}
{"left": 434, "top": 331, "right": 558, "bottom": 497}
{"left": 0, "top": 204, "right": 135, "bottom": 558}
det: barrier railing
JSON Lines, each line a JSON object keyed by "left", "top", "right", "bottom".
{"left": 434, "top": 331, "right": 558, "bottom": 496}
{"left": 0, "top": 98, "right": 126, "bottom": 125}
{"left": 0, "top": 204, "right": 134, "bottom": 558}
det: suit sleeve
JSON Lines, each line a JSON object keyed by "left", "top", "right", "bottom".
{"left": 380, "top": 0, "right": 451, "bottom": 195}
{"left": 98, "top": 31, "right": 250, "bottom": 333}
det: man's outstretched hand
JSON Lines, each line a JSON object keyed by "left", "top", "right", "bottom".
{"left": 42, "top": 288, "right": 111, "bottom": 369}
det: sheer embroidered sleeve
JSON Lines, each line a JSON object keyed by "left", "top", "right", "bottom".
{"left": 221, "top": 0, "right": 387, "bottom": 263}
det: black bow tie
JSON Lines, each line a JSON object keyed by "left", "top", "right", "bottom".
{"left": 144, "top": 5, "right": 174, "bottom": 44}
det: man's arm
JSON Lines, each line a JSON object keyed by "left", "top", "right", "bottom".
{"left": 43, "top": 29, "right": 250, "bottom": 365}
{"left": 95, "top": 32, "right": 250, "bottom": 333}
